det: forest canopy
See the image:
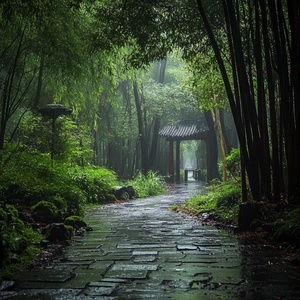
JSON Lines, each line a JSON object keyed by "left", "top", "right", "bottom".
{"left": 0, "top": 0, "right": 299, "bottom": 207}
{"left": 89, "top": 0, "right": 300, "bottom": 205}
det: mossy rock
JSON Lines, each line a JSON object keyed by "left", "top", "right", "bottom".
{"left": 64, "top": 215, "right": 87, "bottom": 229}
{"left": 44, "top": 223, "right": 73, "bottom": 242}
{"left": 31, "top": 201, "right": 60, "bottom": 223}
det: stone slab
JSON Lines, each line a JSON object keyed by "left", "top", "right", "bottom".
{"left": 111, "top": 263, "right": 158, "bottom": 271}
{"left": 104, "top": 269, "right": 148, "bottom": 280}
{"left": 117, "top": 243, "right": 175, "bottom": 249}
{"left": 132, "top": 255, "right": 157, "bottom": 262}
{"left": 176, "top": 244, "right": 198, "bottom": 251}
{"left": 83, "top": 282, "right": 119, "bottom": 297}
{"left": 132, "top": 250, "right": 158, "bottom": 255}
{"left": 12, "top": 269, "right": 75, "bottom": 283}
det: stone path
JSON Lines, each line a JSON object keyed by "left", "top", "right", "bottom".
{"left": 1, "top": 182, "right": 300, "bottom": 299}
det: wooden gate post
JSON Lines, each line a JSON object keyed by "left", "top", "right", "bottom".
{"left": 175, "top": 140, "right": 180, "bottom": 182}
{"left": 206, "top": 139, "right": 211, "bottom": 182}
{"left": 169, "top": 140, "right": 174, "bottom": 182}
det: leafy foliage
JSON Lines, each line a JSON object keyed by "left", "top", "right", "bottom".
{"left": 19, "top": 114, "right": 93, "bottom": 166}
{"left": 0, "top": 150, "right": 120, "bottom": 272}
{"left": 70, "top": 167, "right": 118, "bottom": 203}
{"left": 0, "top": 205, "right": 42, "bottom": 275}
{"left": 0, "top": 152, "right": 84, "bottom": 215}
{"left": 273, "top": 207, "right": 300, "bottom": 247}
{"left": 127, "top": 171, "right": 165, "bottom": 198}
{"left": 0, "top": 151, "right": 120, "bottom": 216}
{"left": 180, "top": 181, "right": 242, "bottom": 224}
{"left": 225, "top": 148, "right": 240, "bottom": 180}
{"left": 179, "top": 147, "right": 243, "bottom": 224}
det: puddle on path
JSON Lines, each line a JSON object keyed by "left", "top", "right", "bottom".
{"left": 1, "top": 181, "right": 300, "bottom": 299}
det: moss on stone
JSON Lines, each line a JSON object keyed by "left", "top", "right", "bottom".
{"left": 64, "top": 215, "right": 87, "bottom": 229}
{"left": 31, "top": 201, "right": 60, "bottom": 223}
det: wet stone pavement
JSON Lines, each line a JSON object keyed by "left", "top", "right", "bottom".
{"left": 1, "top": 181, "right": 300, "bottom": 299}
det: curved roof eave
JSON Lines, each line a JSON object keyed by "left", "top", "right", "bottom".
{"left": 159, "top": 125, "right": 209, "bottom": 141}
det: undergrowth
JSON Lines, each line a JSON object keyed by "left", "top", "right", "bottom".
{"left": 0, "top": 205, "right": 43, "bottom": 278}
{"left": 0, "top": 153, "right": 166, "bottom": 276}
{"left": 178, "top": 180, "right": 242, "bottom": 224}
{"left": 126, "top": 171, "right": 165, "bottom": 198}
{"left": 273, "top": 206, "right": 300, "bottom": 248}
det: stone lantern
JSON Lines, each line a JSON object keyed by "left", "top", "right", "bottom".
{"left": 39, "top": 104, "right": 72, "bottom": 159}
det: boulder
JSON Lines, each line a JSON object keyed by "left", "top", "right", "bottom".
{"left": 64, "top": 215, "right": 87, "bottom": 229}
{"left": 44, "top": 223, "right": 73, "bottom": 242}
{"left": 31, "top": 201, "right": 60, "bottom": 223}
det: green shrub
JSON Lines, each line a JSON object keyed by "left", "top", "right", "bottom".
{"left": 0, "top": 205, "right": 24, "bottom": 228}
{"left": 0, "top": 152, "right": 86, "bottom": 216}
{"left": 50, "top": 195, "right": 67, "bottom": 212}
{"left": 127, "top": 171, "right": 165, "bottom": 198}
{"left": 273, "top": 207, "right": 300, "bottom": 246}
{"left": 214, "top": 182, "right": 241, "bottom": 208}
{"left": 181, "top": 181, "right": 241, "bottom": 224}
{"left": 225, "top": 148, "right": 240, "bottom": 180}
{"left": 71, "top": 166, "right": 118, "bottom": 203}
{"left": 0, "top": 205, "right": 42, "bottom": 274}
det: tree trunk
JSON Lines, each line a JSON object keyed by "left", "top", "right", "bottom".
{"left": 204, "top": 110, "right": 219, "bottom": 181}
{"left": 197, "top": 0, "right": 300, "bottom": 206}
{"left": 259, "top": 0, "right": 283, "bottom": 202}
{"left": 33, "top": 55, "right": 44, "bottom": 109}
{"left": 196, "top": 0, "right": 265, "bottom": 200}
{"left": 148, "top": 57, "right": 167, "bottom": 169}
{"left": 214, "top": 107, "right": 227, "bottom": 181}
{"left": 219, "top": 108, "right": 232, "bottom": 153}
{"left": 133, "top": 80, "right": 148, "bottom": 173}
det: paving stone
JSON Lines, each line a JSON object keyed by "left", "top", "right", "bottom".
{"left": 81, "top": 261, "right": 114, "bottom": 274}
{"left": 83, "top": 281, "right": 119, "bottom": 297}
{"left": 159, "top": 252, "right": 186, "bottom": 263}
{"left": 101, "top": 253, "right": 132, "bottom": 261}
{"left": 132, "top": 250, "right": 158, "bottom": 255}
{"left": 104, "top": 269, "right": 148, "bottom": 280}
{"left": 100, "top": 278, "right": 128, "bottom": 284}
{"left": 111, "top": 263, "right": 159, "bottom": 271}
{"left": 193, "top": 242, "right": 223, "bottom": 247}
{"left": 2, "top": 289, "right": 81, "bottom": 300}
{"left": 132, "top": 255, "right": 156, "bottom": 262}
{"left": 176, "top": 244, "right": 199, "bottom": 251}
{"left": 60, "top": 276, "right": 95, "bottom": 289}
{"left": 55, "top": 260, "right": 94, "bottom": 267}
{"left": 88, "top": 282, "right": 118, "bottom": 288}
{"left": 149, "top": 263, "right": 194, "bottom": 282}
{"left": 104, "top": 263, "right": 158, "bottom": 280}
{"left": 68, "top": 243, "right": 103, "bottom": 250}
{"left": 5, "top": 182, "right": 300, "bottom": 299}
{"left": 117, "top": 243, "right": 175, "bottom": 249}
{"left": 12, "top": 269, "right": 75, "bottom": 283}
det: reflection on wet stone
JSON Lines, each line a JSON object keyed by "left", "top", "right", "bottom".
{"left": 2, "top": 182, "right": 300, "bottom": 299}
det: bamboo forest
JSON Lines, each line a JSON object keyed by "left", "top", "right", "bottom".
{"left": 0, "top": 1, "right": 300, "bottom": 298}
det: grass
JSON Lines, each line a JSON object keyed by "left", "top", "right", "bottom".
{"left": 177, "top": 180, "right": 242, "bottom": 225}
{"left": 126, "top": 171, "right": 165, "bottom": 198}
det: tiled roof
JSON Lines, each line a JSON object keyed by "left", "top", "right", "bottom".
{"left": 159, "top": 124, "right": 208, "bottom": 140}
